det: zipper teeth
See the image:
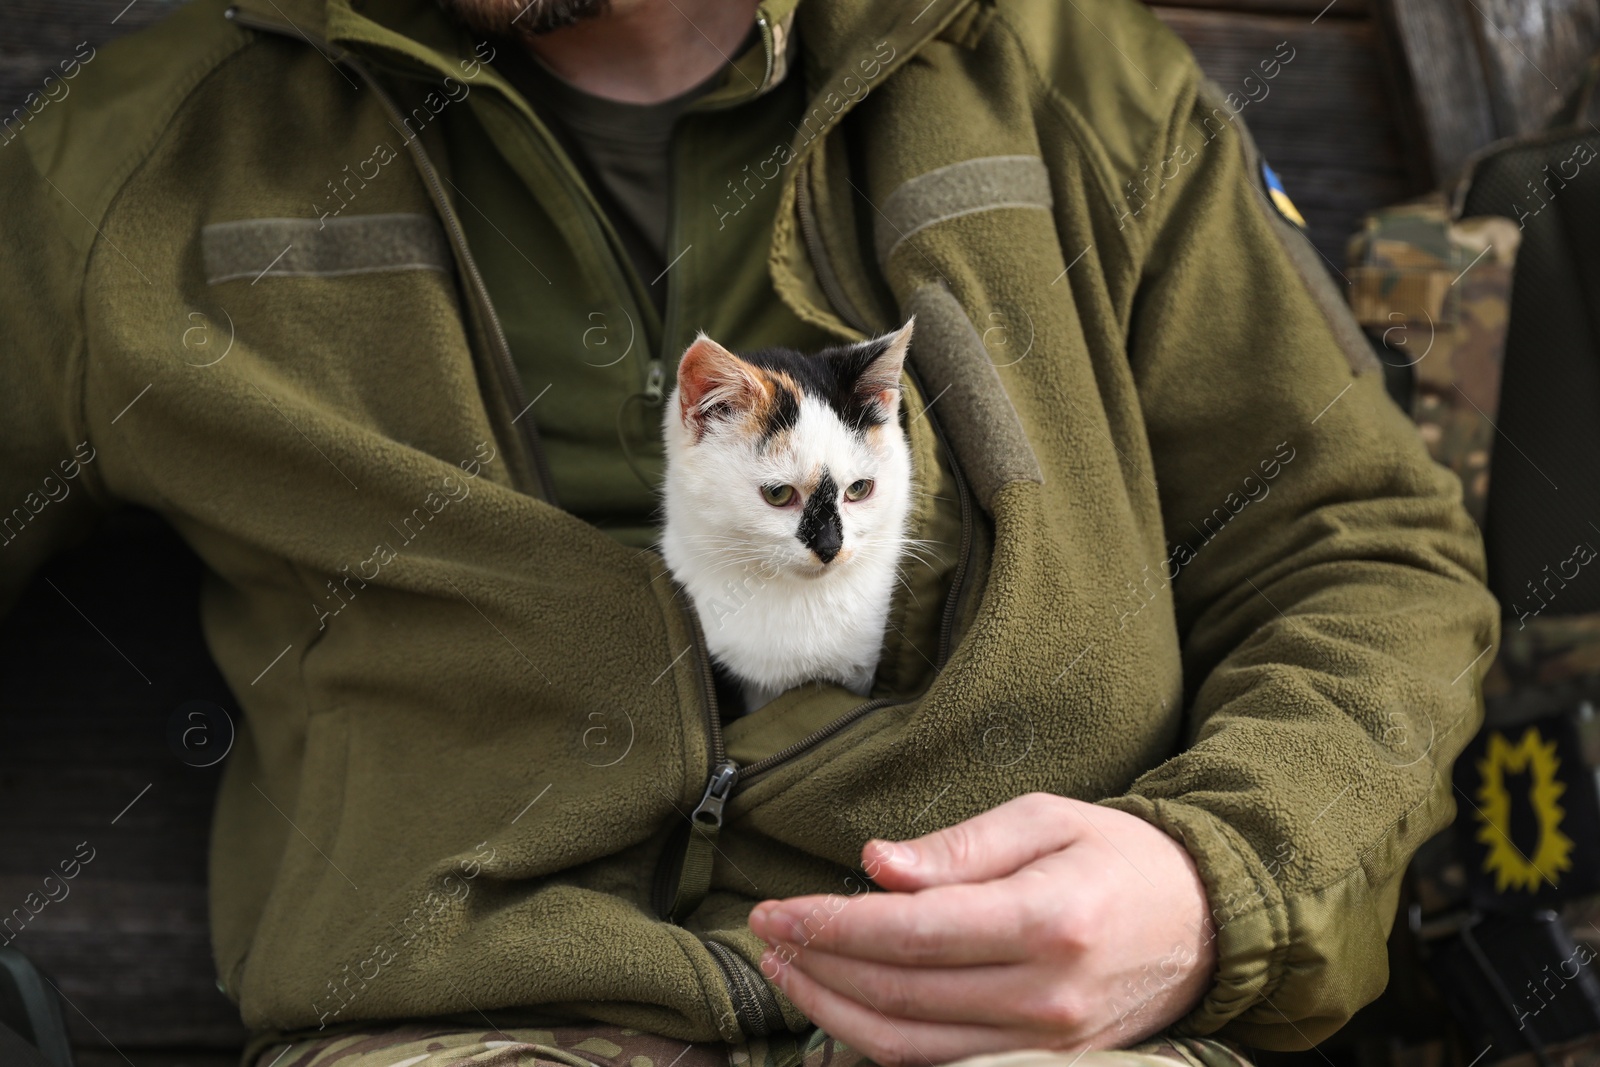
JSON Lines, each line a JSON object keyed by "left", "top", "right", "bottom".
{"left": 729, "top": 152, "right": 982, "bottom": 795}
{"left": 793, "top": 159, "right": 869, "bottom": 335}
{"left": 736, "top": 697, "right": 898, "bottom": 787}
{"left": 703, "top": 939, "right": 782, "bottom": 1037}
{"left": 680, "top": 589, "right": 725, "bottom": 765}
{"left": 225, "top": 6, "right": 559, "bottom": 504}
{"left": 657, "top": 113, "right": 682, "bottom": 367}
{"left": 355, "top": 67, "right": 558, "bottom": 505}
{"left": 705, "top": 940, "right": 757, "bottom": 1018}
{"left": 788, "top": 152, "right": 974, "bottom": 664}
{"left": 513, "top": 100, "right": 660, "bottom": 345}
{"left": 910, "top": 360, "right": 975, "bottom": 668}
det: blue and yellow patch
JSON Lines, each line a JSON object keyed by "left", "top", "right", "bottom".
{"left": 1260, "top": 160, "right": 1307, "bottom": 229}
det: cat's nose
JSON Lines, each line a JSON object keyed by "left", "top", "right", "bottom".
{"left": 811, "top": 524, "right": 842, "bottom": 564}
{"left": 797, "top": 487, "right": 844, "bottom": 563}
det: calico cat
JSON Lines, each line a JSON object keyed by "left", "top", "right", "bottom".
{"left": 660, "top": 321, "right": 917, "bottom": 713}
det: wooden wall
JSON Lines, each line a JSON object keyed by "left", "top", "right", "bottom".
{"left": 1153, "top": 0, "right": 1417, "bottom": 272}
{"left": 0, "top": 2, "right": 1593, "bottom": 1065}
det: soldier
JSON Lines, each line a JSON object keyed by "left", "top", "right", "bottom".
{"left": 0, "top": 0, "right": 1498, "bottom": 1066}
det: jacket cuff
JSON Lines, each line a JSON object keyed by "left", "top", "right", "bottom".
{"left": 1101, "top": 793, "right": 1408, "bottom": 1049}
{"left": 1099, "top": 794, "right": 1287, "bottom": 1038}
{"left": 1107, "top": 777, "right": 1433, "bottom": 1049}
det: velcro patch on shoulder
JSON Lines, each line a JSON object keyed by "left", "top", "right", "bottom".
{"left": 876, "top": 156, "right": 1053, "bottom": 265}
{"left": 201, "top": 213, "right": 452, "bottom": 285}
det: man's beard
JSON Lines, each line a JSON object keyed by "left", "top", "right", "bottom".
{"left": 439, "top": 0, "right": 611, "bottom": 36}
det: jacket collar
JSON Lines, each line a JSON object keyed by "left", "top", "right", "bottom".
{"left": 225, "top": 0, "right": 983, "bottom": 119}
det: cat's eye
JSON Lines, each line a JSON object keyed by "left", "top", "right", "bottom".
{"left": 761, "top": 484, "right": 797, "bottom": 507}
{"left": 844, "top": 479, "right": 874, "bottom": 502}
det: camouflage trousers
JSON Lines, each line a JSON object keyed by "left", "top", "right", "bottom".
{"left": 252, "top": 1021, "right": 1255, "bottom": 1067}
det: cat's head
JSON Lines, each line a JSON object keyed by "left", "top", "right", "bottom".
{"left": 662, "top": 321, "right": 915, "bottom": 577}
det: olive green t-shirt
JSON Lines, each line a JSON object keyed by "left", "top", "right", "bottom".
{"left": 489, "top": 45, "right": 734, "bottom": 312}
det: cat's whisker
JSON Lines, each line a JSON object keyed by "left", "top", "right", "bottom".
{"left": 891, "top": 568, "right": 921, "bottom": 604}
{"left": 679, "top": 535, "right": 756, "bottom": 549}
{"left": 698, "top": 556, "right": 781, "bottom": 571}
{"left": 856, "top": 537, "right": 945, "bottom": 567}
{"left": 860, "top": 540, "right": 931, "bottom": 553}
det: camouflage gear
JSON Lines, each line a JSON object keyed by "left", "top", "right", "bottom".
{"left": 1484, "top": 614, "right": 1600, "bottom": 735}
{"left": 1346, "top": 194, "right": 1523, "bottom": 526}
{"left": 252, "top": 1022, "right": 1254, "bottom": 1067}
{"left": 1488, "top": 613, "right": 1600, "bottom": 700}
{"left": 254, "top": 1023, "right": 755, "bottom": 1067}
{"left": 1344, "top": 165, "right": 1600, "bottom": 790}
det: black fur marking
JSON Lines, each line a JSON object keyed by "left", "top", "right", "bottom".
{"left": 756, "top": 381, "right": 802, "bottom": 444}
{"left": 744, "top": 340, "right": 894, "bottom": 436}
{"left": 796, "top": 469, "right": 843, "bottom": 563}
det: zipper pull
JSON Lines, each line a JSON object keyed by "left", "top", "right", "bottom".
{"left": 690, "top": 759, "right": 738, "bottom": 830}
{"left": 664, "top": 759, "right": 738, "bottom": 923}
{"left": 643, "top": 359, "right": 665, "bottom": 404}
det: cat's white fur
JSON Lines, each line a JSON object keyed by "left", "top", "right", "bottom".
{"left": 660, "top": 324, "right": 915, "bottom": 713}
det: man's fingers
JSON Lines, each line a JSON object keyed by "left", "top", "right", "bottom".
{"left": 750, "top": 880, "right": 1041, "bottom": 965}
{"left": 773, "top": 944, "right": 1085, "bottom": 1030}
{"left": 762, "top": 944, "right": 1062, "bottom": 1067}
{"left": 864, "top": 792, "right": 1086, "bottom": 890}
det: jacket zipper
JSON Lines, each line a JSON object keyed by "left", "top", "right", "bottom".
{"left": 659, "top": 603, "right": 729, "bottom": 922}
{"left": 703, "top": 939, "right": 786, "bottom": 1038}
{"left": 506, "top": 99, "right": 663, "bottom": 408}
{"left": 915, "top": 359, "right": 976, "bottom": 668}
{"left": 793, "top": 158, "right": 868, "bottom": 335}
{"left": 793, "top": 160, "right": 977, "bottom": 667}
{"left": 667, "top": 157, "right": 982, "bottom": 1030}
{"left": 661, "top": 150, "right": 981, "bottom": 922}
{"left": 224, "top": 6, "right": 558, "bottom": 503}
{"left": 368, "top": 74, "right": 560, "bottom": 503}
{"left": 737, "top": 698, "right": 899, "bottom": 787}
{"left": 678, "top": 92, "right": 978, "bottom": 1039}
{"left": 650, "top": 111, "right": 685, "bottom": 400}
{"left": 792, "top": 157, "right": 976, "bottom": 664}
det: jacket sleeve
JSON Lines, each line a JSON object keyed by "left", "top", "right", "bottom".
{"left": 1097, "top": 73, "right": 1501, "bottom": 1047}
{"left": 0, "top": 137, "right": 108, "bottom": 614}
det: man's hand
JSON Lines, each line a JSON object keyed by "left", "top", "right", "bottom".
{"left": 747, "top": 793, "right": 1218, "bottom": 1067}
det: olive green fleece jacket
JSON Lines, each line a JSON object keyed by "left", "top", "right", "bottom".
{"left": 0, "top": 0, "right": 1498, "bottom": 1056}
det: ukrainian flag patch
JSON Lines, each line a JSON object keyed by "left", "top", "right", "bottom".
{"left": 1261, "top": 160, "right": 1307, "bottom": 229}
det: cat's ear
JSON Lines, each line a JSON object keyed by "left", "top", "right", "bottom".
{"left": 848, "top": 317, "right": 914, "bottom": 421}
{"left": 677, "top": 334, "right": 769, "bottom": 434}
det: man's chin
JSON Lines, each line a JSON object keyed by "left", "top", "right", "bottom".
{"left": 438, "top": 0, "right": 611, "bottom": 37}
